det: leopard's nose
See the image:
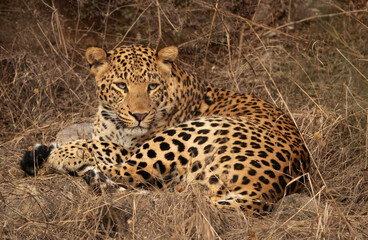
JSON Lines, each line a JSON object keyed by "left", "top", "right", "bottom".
{"left": 130, "top": 112, "right": 149, "bottom": 122}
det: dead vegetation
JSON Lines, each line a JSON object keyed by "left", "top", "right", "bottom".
{"left": 0, "top": 0, "right": 367, "bottom": 239}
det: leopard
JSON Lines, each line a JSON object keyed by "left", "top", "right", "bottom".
{"left": 20, "top": 44, "right": 310, "bottom": 213}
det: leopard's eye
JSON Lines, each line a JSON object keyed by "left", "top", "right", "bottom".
{"left": 116, "top": 82, "right": 127, "bottom": 90}
{"left": 148, "top": 83, "right": 159, "bottom": 91}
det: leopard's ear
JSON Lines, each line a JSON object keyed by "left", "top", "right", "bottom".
{"left": 157, "top": 46, "right": 178, "bottom": 74}
{"left": 158, "top": 46, "right": 178, "bottom": 63}
{"left": 86, "top": 47, "right": 110, "bottom": 77}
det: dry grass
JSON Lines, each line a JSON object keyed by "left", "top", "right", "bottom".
{"left": 0, "top": 0, "right": 367, "bottom": 239}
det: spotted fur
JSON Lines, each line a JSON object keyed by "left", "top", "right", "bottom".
{"left": 21, "top": 45, "right": 309, "bottom": 213}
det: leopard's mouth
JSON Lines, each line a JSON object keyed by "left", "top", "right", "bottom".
{"left": 128, "top": 125, "right": 147, "bottom": 131}
{"left": 116, "top": 117, "right": 151, "bottom": 129}
{"left": 109, "top": 111, "right": 148, "bottom": 129}
{"left": 116, "top": 115, "right": 151, "bottom": 132}
{"left": 101, "top": 104, "right": 154, "bottom": 131}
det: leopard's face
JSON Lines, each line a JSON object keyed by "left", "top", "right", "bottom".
{"left": 86, "top": 45, "right": 178, "bottom": 134}
{"left": 99, "top": 47, "right": 164, "bottom": 130}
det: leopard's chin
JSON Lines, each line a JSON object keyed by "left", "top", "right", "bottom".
{"left": 123, "top": 126, "right": 149, "bottom": 137}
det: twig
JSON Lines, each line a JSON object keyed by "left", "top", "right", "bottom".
{"left": 203, "top": 0, "right": 219, "bottom": 79}
{"left": 102, "top": 0, "right": 111, "bottom": 48}
{"left": 220, "top": 14, "right": 239, "bottom": 92}
{"left": 337, "top": 48, "right": 368, "bottom": 83}
{"left": 194, "top": 0, "right": 303, "bottom": 41}
{"left": 155, "top": 0, "right": 162, "bottom": 48}
{"left": 156, "top": 1, "right": 179, "bottom": 32}
{"left": 275, "top": 10, "right": 368, "bottom": 31}
{"left": 113, "top": 2, "right": 154, "bottom": 49}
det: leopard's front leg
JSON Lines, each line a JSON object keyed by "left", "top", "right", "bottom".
{"left": 20, "top": 140, "right": 132, "bottom": 191}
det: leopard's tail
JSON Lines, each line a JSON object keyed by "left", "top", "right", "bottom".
{"left": 20, "top": 143, "right": 56, "bottom": 176}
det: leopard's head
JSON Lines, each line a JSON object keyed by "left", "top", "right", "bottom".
{"left": 86, "top": 45, "right": 178, "bottom": 133}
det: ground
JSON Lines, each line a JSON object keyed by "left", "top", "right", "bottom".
{"left": 0, "top": 0, "right": 367, "bottom": 239}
